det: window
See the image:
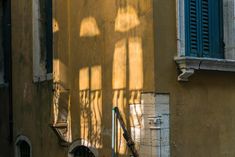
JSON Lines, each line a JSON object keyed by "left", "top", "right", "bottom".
{"left": 175, "top": 0, "right": 235, "bottom": 81}
{"left": 32, "top": 0, "right": 52, "bottom": 82}
{"left": 68, "top": 140, "right": 97, "bottom": 157}
{"left": 0, "top": 0, "right": 11, "bottom": 85}
{"left": 185, "top": 0, "right": 224, "bottom": 58}
{"left": 15, "top": 135, "right": 32, "bottom": 157}
{"left": 18, "top": 141, "right": 30, "bottom": 157}
{"left": 73, "top": 146, "right": 95, "bottom": 157}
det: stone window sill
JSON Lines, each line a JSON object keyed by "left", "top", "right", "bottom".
{"left": 174, "top": 56, "right": 235, "bottom": 81}
{"left": 33, "top": 73, "right": 53, "bottom": 83}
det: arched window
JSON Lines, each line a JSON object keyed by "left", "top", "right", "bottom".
{"left": 15, "top": 135, "right": 32, "bottom": 157}
{"left": 73, "top": 146, "right": 95, "bottom": 157}
{"left": 68, "top": 139, "right": 98, "bottom": 157}
{"left": 18, "top": 141, "right": 30, "bottom": 157}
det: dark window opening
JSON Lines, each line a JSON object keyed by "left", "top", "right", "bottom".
{"left": 18, "top": 141, "right": 30, "bottom": 157}
{"left": 73, "top": 146, "right": 95, "bottom": 157}
{"left": 39, "top": 0, "right": 52, "bottom": 73}
{"left": 0, "top": 0, "right": 11, "bottom": 83}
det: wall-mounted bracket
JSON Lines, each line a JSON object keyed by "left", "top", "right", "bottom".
{"left": 50, "top": 122, "right": 70, "bottom": 147}
{"left": 177, "top": 68, "right": 194, "bottom": 81}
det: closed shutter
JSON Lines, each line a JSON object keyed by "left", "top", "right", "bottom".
{"left": 186, "top": 0, "right": 199, "bottom": 57}
{"left": 185, "top": 0, "right": 223, "bottom": 58}
{"left": 201, "top": 0, "right": 210, "bottom": 57}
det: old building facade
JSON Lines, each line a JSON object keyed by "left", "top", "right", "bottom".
{"left": 1, "top": 0, "right": 235, "bottom": 157}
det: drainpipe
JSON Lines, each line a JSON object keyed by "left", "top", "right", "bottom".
{"left": 112, "top": 108, "right": 116, "bottom": 157}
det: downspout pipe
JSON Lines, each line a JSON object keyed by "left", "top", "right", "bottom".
{"left": 112, "top": 108, "right": 116, "bottom": 157}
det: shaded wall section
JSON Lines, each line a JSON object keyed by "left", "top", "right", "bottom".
{"left": 154, "top": 0, "right": 235, "bottom": 157}
{"left": 54, "top": 0, "right": 155, "bottom": 156}
{"left": 11, "top": 0, "right": 67, "bottom": 157}
{"left": 0, "top": 87, "right": 11, "bottom": 156}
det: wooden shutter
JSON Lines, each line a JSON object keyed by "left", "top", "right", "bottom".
{"left": 201, "top": 0, "right": 210, "bottom": 57}
{"left": 208, "top": 0, "right": 224, "bottom": 58}
{"left": 186, "top": 0, "right": 199, "bottom": 57}
{"left": 186, "top": 0, "right": 223, "bottom": 58}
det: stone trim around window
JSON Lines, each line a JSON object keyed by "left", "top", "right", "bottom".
{"left": 33, "top": 73, "right": 53, "bottom": 82}
{"left": 174, "top": 57, "right": 235, "bottom": 81}
{"left": 14, "top": 135, "right": 32, "bottom": 157}
{"left": 176, "top": 0, "right": 235, "bottom": 81}
{"left": 68, "top": 139, "right": 98, "bottom": 157}
{"left": 32, "top": 0, "right": 52, "bottom": 83}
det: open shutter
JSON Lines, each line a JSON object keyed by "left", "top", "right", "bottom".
{"left": 186, "top": 0, "right": 223, "bottom": 58}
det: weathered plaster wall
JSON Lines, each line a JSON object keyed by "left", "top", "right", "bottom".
{"left": 11, "top": 0, "right": 67, "bottom": 157}
{"left": 154, "top": 0, "right": 235, "bottom": 157}
{"left": 8, "top": 0, "right": 155, "bottom": 156}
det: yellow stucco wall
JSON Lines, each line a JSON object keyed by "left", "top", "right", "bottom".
{"left": 11, "top": 0, "right": 67, "bottom": 157}
{"left": 154, "top": 0, "right": 235, "bottom": 156}
{"left": 53, "top": 0, "right": 155, "bottom": 156}
{"left": 7, "top": 0, "right": 235, "bottom": 157}
{"left": 10, "top": 0, "right": 155, "bottom": 157}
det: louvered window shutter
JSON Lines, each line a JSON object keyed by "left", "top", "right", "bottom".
{"left": 185, "top": 0, "right": 223, "bottom": 58}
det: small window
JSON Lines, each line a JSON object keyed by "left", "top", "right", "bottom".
{"left": 15, "top": 136, "right": 32, "bottom": 157}
{"left": 73, "top": 146, "right": 95, "bottom": 157}
{"left": 18, "top": 141, "right": 30, "bottom": 157}
{"left": 68, "top": 140, "right": 98, "bottom": 157}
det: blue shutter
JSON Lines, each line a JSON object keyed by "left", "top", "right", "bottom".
{"left": 201, "top": 0, "right": 210, "bottom": 57}
{"left": 208, "top": 0, "right": 224, "bottom": 58}
{"left": 185, "top": 0, "right": 223, "bottom": 58}
{"left": 186, "top": 0, "right": 199, "bottom": 57}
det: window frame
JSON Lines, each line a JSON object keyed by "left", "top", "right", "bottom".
{"left": 175, "top": 0, "right": 235, "bottom": 81}
{"left": 32, "top": 0, "right": 53, "bottom": 82}
{"left": 68, "top": 139, "right": 98, "bottom": 157}
{"left": 15, "top": 135, "right": 32, "bottom": 157}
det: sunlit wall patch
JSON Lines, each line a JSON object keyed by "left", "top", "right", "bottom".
{"left": 80, "top": 17, "right": 100, "bottom": 37}
{"left": 115, "top": 5, "right": 140, "bottom": 32}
